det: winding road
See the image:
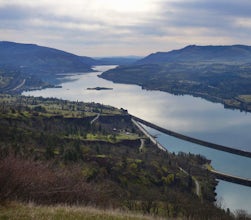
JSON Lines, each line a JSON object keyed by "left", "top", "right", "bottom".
{"left": 179, "top": 167, "right": 201, "bottom": 197}
{"left": 131, "top": 115, "right": 251, "bottom": 188}
{"left": 12, "top": 79, "right": 26, "bottom": 91}
{"left": 133, "top": 118, "right": 201, "bottom": 196}
{"left": 90, "top": 113, "right": 100, "bottom": 125}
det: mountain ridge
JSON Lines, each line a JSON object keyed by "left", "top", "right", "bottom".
{"left": 100, "top": 45, "right": 251, "bottom": 112}
{"left": 0, "top": 41, "right": 97, "bottom": 75}
{"left": 137, "top": 44, "right": 251, "bottom": 64}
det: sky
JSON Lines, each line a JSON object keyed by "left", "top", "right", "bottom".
{"left": 1, "top": 0, "right": 251, "bottom": 57}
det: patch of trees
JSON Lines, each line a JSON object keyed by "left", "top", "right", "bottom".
{"left": 0, "top": 95, "right": 238, "bottom": 219}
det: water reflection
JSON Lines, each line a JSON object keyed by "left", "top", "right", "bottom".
{"left": 23, "top": 66, "right": 251, "bottom": 151}
{"left": 146, "top": 126, "right": 251, "bottom": 212}
{"left": 23, "top": 66, "right": 251, "bottom": 213}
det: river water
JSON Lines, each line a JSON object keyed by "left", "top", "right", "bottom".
{"left": 23, "top": 65, "right": 251, "bottom": 213}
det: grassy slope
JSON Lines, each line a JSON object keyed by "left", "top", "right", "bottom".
{"left": 1, "top": 202, "right": 250, "bottom": 219}
{"left": 0, "top": 203, "right": 161, "bottom": 220}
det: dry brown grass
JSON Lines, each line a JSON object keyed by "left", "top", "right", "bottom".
{"left": 238, "top": 95, "right": 251, "bottom": 103}
{"left": 0, "top": 202, "right": 168, "bottom": 220}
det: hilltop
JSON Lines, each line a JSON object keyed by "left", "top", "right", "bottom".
{"left": 0, "top": 41, "right": 96, "bottom": 74}
{"left": 0, "top": 41, "right": 98, "bottom": 93}
{"left": 137, "top": 45, "right": 251, "bottom": 64}
{"left": 100, "top": 45, "right": 251, "bottom": 112}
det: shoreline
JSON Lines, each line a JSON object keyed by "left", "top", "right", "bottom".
{"left": 131, "top": 115, "right": 251, "bottom": 158}
{"left": 99, "top": 75, "right": 251, "bottom": 113}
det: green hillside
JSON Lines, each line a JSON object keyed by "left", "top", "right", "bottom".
{"left": 0, "top": 41, "right": 98, "bottom": 94}
{"left": 100, "top": 45, "right": 251, "bottom": 112}
{"left": 0, "top": 95, "right": 234, "bottom": 219}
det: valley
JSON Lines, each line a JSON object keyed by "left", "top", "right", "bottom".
{"left": 101, "top": 45, "right": 251, "bottom": 112}
{"left": 2, "top": 0, "right": 251, "bottom": 217}
{"left": 1, "top": 42, "right": 251, "bottom": 217}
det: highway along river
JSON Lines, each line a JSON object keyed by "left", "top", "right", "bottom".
{"left": 23, "top": 65, "right": 251, "bottom": 213}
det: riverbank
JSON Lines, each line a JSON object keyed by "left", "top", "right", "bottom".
{"left": 131, "top": 115, "right": 251, "bottom": 158}
{"left": 131, "top": 118, "right": 167, "bottom": 152}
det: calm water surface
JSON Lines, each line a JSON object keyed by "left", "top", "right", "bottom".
{"left": 23, "top": 65, "right": 251, "bottom": 212}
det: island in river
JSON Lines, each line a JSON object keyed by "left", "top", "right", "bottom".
{"left": 87, "top": 86, "right": 113, "bottom": 90}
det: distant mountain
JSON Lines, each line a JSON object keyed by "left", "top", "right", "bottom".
{"left": 101, "top": 45, "right": 251, "bottom": 112}
{"left": 0, "top": 41, "right": 97, "bottom": 75}
{"left": 0, "top": 41, "right": 100, "bottom": 93}
{"left": 137, "top": 45, "right": 251, "bottom": 64}
{"left": 95, "top": 56, "right": 142, "bottom": 65}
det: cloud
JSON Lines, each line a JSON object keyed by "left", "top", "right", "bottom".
{"left": 149, "top": 0, "right": 251, "bottom": 46}
{"left": 170, "top": 0, "right": 251, "bottom": 18}
{"left": 159, "top": 0, "right": 251, "bottom": 32}
{"left": 1, "top": 0, "right": 251, "bottom": 56}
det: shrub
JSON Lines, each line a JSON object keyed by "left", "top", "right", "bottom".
{"left": 0, "top": 155, "right": 110, "bottom": 206}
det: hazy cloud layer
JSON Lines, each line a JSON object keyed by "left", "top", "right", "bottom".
{"left": 1, "top": 0, "right": 251, "bottom": 56}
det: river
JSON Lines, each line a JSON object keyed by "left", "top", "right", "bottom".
{"left": 23, "top": 65, "right": 251, "bottom": 213}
